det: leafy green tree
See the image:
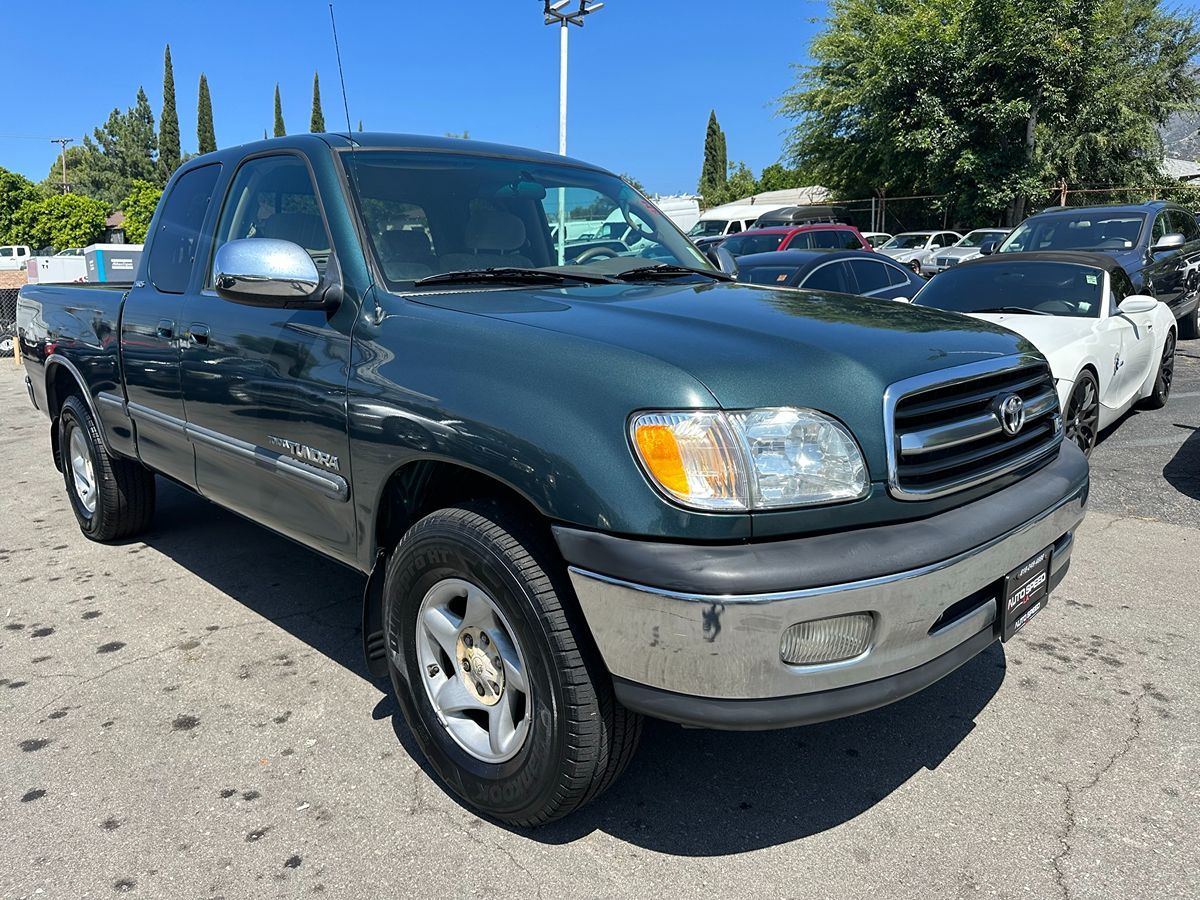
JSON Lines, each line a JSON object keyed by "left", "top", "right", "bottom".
{"left": 120, "top": 180, "right": 162, "bottom": 244}
{"left": 197, "top": 73, "right": 217, "bottom": 154}
{"left": 310, "top": 73, "right": 325, "bottom": 132}
{"left": 158, "top": 45, "right": 181, "bottom": 185}
{"left": 780, "top": 0, "right": 1200, "bottom": 225}
{"left": 6, "top": 193, "right": 108, "bottom": 250}
{"left": 724, "top": 161, "right": 760, "bottom": 203}
{"left": 273, "top": 84, "right": 286, "bottom": 137}
{"left": 698, "top": 110, "right": 728, "bottom": 205}
{"left": 0, "top": 168, "right": 45, "bottom": 243}
{"left": 445, "top": 130, "right": 470, "bottom": 139}
{"left": 757, "top": 163, "right": 810, "bottom": 192}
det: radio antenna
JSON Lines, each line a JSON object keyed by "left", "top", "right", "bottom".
{"left": 329, "top": 3, "right": 354, "bottom": 138}
{"left": 328, "top": 3, "right": 382, "bottom": 318}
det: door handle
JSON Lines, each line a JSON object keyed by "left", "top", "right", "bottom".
{"left": 155, "top": 319, "right": 174, "bottom": 340}
{"left": 188, "top": 324, "right": 210, "bottom": 346}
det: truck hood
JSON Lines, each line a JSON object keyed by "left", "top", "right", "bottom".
{"left": 412, "top": 281, "right": 1035, "bottom": 476}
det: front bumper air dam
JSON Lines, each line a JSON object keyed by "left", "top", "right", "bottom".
{"left": 555, "top": 443, "right": 1088, "bottom": 730}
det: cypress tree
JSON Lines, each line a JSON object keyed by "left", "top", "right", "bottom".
{"left": 310, "top": 72, "right": 325, "bottom": 133}
{"left": 357, "top": 119, "right": 363, "bottom": 132}
{"left": 197, "top": 73, "right": 216, "bottom": 154}
{"left": 157, "top": 45, "right": 181, "bottom": 184}
{"left": 699, "top": 110, "right": 729, "bottom": 205}
{"left": 273, "top": 84, "right": 286, "bottom": 137}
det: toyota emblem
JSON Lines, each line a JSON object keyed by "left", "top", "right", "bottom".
{"left": 996, "top": 394, "right": 1026, "bottom": 435}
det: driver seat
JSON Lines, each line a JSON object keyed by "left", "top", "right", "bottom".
{"left": 441, "top": 209, "right": 532, "bottom": 271}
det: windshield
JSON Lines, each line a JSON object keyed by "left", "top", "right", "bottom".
{"left": 1001, "top": 213, "right": 1145, "bottom": 253}
{"left": 343, "top": 151, "right": 710, "bottom": 288}
{"left": 882, "top": 233, "right": 929, "bottom": 250}
{"left": 720, "top": 232, "right": 787, "bottom": 256}
{"left": 688, "top": 219, "right": 728, "bottom": 237}
{"left": 914, "top": 262, "right": 1105, "bottom": 318}
{"left": 957, "top": 230, "right": 1005, "bottom": 248}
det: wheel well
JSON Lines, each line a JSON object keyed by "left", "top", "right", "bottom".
{"left": 46, "top": 363, "right": 85, "bottom": 470}
{"left": 374, "top": 460, "right": 550, "bottom": 555}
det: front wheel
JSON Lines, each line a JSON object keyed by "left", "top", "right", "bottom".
{"left": 384, "top": 501, "right": 642, "bottom": 826}
{"left": 908, "top": 259, "right": 922, "bottom": 275}
{"left": 1141, "top": 330, "right": 1176, "bottom": 409}
{"left": 1063, "top": 371, "right": 1100, "bottom": 457}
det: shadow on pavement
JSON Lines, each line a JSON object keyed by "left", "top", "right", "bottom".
{"left": 1163, "top": 423, "right": 1200, "bottom": 501}
{"left": 144, "top": 479, "right": 1005, "bottom": 855}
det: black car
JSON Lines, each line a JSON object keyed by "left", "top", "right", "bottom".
{"left": 734, "top": 249, "right": 926, "bottom": 300}
{"left": 996, "top": 201, "right": 1200, "bottom": 338}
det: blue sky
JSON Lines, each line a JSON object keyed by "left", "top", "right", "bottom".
{"left": 2, "top": 0, "right": 826, "bottom": 195}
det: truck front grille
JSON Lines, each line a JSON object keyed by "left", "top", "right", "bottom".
{"left": 885, "top": 355, "right": 1062, "bottom": 500}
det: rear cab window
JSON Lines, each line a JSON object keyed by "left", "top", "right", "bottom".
{"left": 147, "top": 164, "right": 222, "bottom": 293}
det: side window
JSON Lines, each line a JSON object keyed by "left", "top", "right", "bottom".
{"left": 147, "top": 164, "right": 221, "bottom": 294}
{"left": 785, "top": 233, "right": 812, "bottom": 250}
{"left": 1170, "top": 209, "right": 1200, "bottom": 243}
{"left": 726, "top": 221, "right": 744, "bottom": 235}
{"left": 885, "top": 262, "right": 911, "bottom": 287}
{"left": 0, "top": 247, "right": 12, "bottom": 258}
{"left": 1111, "top": 269, "right": 1135, "bottom": 301}
{"left": 847, "top": 260, "right": 890, "bottom": 294}
{"left": 810, "top": 230, "right": 845, "bottom": 249}
{"left": 841, "top": 231, "right": 863, "bottom": 250}
{"left": 210, "top": 155, "right": 332, "bottom": 285}
{"left": 801, "top": 261, "right": 852, "bottom": 293}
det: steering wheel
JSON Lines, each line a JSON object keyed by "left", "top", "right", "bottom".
{"left": 620, "top": 200, "right": 658, "bottom": 242}
{"left": 573, "top": 246, "right": 621, "bottom": 264}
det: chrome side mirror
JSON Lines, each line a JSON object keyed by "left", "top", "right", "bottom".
{"left": 214, "top": 238, "right": 320, "bottom": 304}
{"left": 1117, "top": 294, "right": 1158, "bottom": 315}
{"left": 1150, "top": 232, "right": 1185, "bottom": 255}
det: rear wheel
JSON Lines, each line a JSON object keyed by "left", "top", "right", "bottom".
{"left": 59, "top": 395, "right": 156, "bottom": 541}
{"left": 384, "top": 501, "right": 642, "bottom": 826}
{"left": 1063, "top": 371, "right": 1100, "bottom": 457}
{"left": 1140, "top": 330, "right": 1176, "bottom": 409}
{"left": 1180, "top": 303, "right": 1199, "bottom": 340}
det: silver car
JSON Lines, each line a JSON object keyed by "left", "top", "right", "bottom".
{"left": 878, "top": 230, "right": 962, "bottom": 275}
{"left": 927, "top": 229, "right": 1012, "bottom": 276}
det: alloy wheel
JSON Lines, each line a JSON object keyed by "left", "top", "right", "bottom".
{"left": 68, "top": 426, "right": 97, "bottom": 515}
{"left": 415, "top": 577, "right": 532, "bottom": 764}
{"left": 1064, "top": 376, "right": 1100, "bottom": 456}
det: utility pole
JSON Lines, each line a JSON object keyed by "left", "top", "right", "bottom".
{"left": 541, "top": 0, "right": 603, "bottom": 263}
{"left": 50, "top": 137, "right": 73, "bottom": 193}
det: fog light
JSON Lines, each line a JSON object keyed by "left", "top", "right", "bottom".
{"left": 780, "top": 613, "right": 874, "bottom": 665}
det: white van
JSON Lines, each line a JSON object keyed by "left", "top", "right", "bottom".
{"left": 687, "top": 204, "right": 774, "bottom": 241}
{"left": 0, "top": 244, "right": 33, "bottom": 271}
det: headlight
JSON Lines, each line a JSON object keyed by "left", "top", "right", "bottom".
{"left": 630, "top": 408, "right": 868, "bottom": 511}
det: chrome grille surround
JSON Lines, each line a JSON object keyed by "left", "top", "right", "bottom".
{"left": 884, "top": 353, "right": 1063, "bottom": 501}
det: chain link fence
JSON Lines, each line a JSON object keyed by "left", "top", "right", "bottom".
{"left": 1, "top": 288, "right": 17, "bottom": 359}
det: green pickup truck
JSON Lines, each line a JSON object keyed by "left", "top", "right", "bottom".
{"left": 16, "top": 134, "right": 1088, "bottom": 825}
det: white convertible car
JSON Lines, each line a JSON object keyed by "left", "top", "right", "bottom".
{"left": 912, "top": 252, "right": 1177, "bottom": 456}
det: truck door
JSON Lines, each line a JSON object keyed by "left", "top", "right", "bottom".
{"left": 120, "top": 163, "right": 222, "bottom": 487}
{"left": 1144, "top": 210, "right": 1185, "bottom": 315}
{"left": 178, "top": 152, "right": 356, "bottom": 563}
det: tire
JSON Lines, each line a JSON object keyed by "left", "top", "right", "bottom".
{"left": 0, "top": 334, "right": 13, "bottom": 359}
{"left": 59, "top": 394, "right": 156, "bottom": 541}
{"left": 1063, "top": 371, "right": 1100, "bottom": 458}
{"left": 908, "top": 258, "right": 922, "bottom": 275}
{"left": 1180, "top": 303, "right": 1199, "bottom": 340}
{"left": 1141, "top": 330, "right": 1176, "bottom": 409}
{"left": 384, "top": 501, "right": 642, "bottom": 826}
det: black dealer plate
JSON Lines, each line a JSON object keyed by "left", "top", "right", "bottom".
{"left": 1000, "top": 546, "right": 1052, "bottom": 641}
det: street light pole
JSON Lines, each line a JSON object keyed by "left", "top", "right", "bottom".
{"left": 542, "top": 0, "right": 603, "bottom": 263}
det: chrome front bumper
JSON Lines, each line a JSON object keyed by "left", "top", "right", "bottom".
{"left": 566, "top": 479, "right": 1085, "bottom": 717}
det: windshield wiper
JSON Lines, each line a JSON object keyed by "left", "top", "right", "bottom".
{"left": 413, "top": 267, "right": 617, "bottom": 287}
{"left": 972, "top": 306, "right": 1054, "bottom": 316}
{"left": 610, "top": 263, "right": 734, "bottom": 283}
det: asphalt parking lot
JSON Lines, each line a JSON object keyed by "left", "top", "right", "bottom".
{"left": 2, "top": 352, "right": 1198, "bottom": 900}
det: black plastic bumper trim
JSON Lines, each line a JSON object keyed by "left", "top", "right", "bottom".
{"left": 612, "top": 626, "right": 998, "bottom": 731}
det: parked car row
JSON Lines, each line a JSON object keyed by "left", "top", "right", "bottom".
{"left": 722, "top": 199, "right": 1200, "bottom": 458}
